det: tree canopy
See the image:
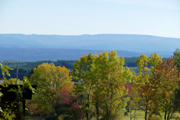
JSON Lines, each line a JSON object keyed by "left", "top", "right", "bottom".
{"left": 71, "top": 50, "right": 133, "bottom": 120}
{"left": 29, "top": 63, "right": 73, "bottom": 117}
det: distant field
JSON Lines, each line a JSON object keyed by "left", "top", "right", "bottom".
{"left": 91, "top": 110, "right": 180, "bottom": 120}
{"left": 119, "top": 110, "right": 180, "bottom": 120}
{"left": 25, "top": 110, "right": 180, "bottom": 120}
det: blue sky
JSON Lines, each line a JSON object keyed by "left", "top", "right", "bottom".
{"left": 0, "top": 0, "right": 180, "bottom": 38}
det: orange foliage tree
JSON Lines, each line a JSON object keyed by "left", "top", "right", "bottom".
{"left": 149, "top": 57, "right": 180, "bottom": 120}
{"left": 133, "top": 53, "right": 162, "bottom": 120}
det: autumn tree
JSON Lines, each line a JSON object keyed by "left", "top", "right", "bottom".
{"left": 133, "top": 53, "right": 162, "bottom": 120}
{"left": 172, "top": 48, "right": 180, "bottom": 113}
{"left": 29, "top": 63, "right": 73, "bottom": 118}
{"left": 149, "top": 57, "right": 180, "bottom": 120}
{"left": 71, "top": 50, "right": 133, "bottom": 120}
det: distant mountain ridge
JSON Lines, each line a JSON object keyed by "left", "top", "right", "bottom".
{"left": 0, "top": 47, "right": 142, "bottom": 61}
{"left": 0, "top": 34, "right": 179, "bottom": 61}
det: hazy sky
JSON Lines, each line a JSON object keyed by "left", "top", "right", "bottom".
{"left": 0, "top": 0, "right": 180, "bottom": 38}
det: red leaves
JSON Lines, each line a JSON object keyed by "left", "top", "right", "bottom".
{"left": 153, "top": 57, "right": 179, "bottom": 86}
{"left": 28, "top": 103, "right": 37, "bottom": 115}
{"left": 56, "top": 88, "right": 79, "bottom": 109}
{"left": 124, "top": 82, "right": 133, "bottom": 96}
{"left": 54, "top": 88, "right": 84, "bottom": 119}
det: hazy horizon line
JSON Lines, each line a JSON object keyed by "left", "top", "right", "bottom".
{"left": 1, "top": 33, "right": 180, "bottom": 39}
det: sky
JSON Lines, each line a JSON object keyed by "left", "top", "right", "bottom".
{"left": 0, "top": 0, "right": 180, "bottom": 38}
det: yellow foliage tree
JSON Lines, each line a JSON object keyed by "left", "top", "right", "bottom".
{"left": 29, "top": 63, "right": 73, "bottom": 117}
{"left": 133, "top": 53, "right": 162, "bottom": 120}
{"left": 93, "top": 51, "right": 133, "bottom": 120}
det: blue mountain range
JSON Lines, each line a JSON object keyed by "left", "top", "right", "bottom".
{"left": 0, "top": 34, "right": 179, "bottom": 61}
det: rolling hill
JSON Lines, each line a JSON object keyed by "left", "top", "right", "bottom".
{"left": 0, "top": 34, "right": 179, "bottom": 61}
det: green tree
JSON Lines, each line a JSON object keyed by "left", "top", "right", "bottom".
{"left": 173, "top": 48, "right": 180, "bottom": 77}
{"left": 0, "top": 63, "right": 12, "bottom": 86}
{"left": 71, "top": 53, "right": 97, "bottom": 120}
{"left": 71, "top": 50, "right": 133, "bottom": 120}
{"left": 94, "top": 51, "right": 132, "bottom": 120}
{"left": 0, "top": 63, "right": 16, "bottom": 120}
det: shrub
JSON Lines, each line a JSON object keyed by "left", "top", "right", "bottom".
{"left": 54, "top": 88, "right": 84, "bottom": 119}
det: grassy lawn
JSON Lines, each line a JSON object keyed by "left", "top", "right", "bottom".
{"left": 25, "top": 111, "right": 180, "bottom": 120}
{"left": 119, "top": 110, "right": 144, "bottom": 120}
{"left": 118, "top": 110, "right": 180, "bottom": 120}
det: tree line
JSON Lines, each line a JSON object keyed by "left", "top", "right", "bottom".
{"left": 0, "top": 57, "right": 168, "bottom": 80}
{"left": 24, "top": 49, "right": 180, "bottom": 120}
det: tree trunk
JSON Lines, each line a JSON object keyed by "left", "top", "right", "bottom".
{"left": 96, "top": 102, "right": 99, "bottom": 120}
{"left": 87, "top": 94, "right": 90, "bottom": 120}
{"left": 86, "top": 113, "right": 89, "bottom": 120}
{"left": 145, "top": 105, "right": 148, "bottom": 120}
{"left": 167, "top": 106, "right": 171, "bottom": 120}
{"left": 106, "top": 104, "right": 109, "bottom": 120}
{"left": 110, "top": 85, "right": 113, "bottom": 120}
{"left": 164, "top": 110, "right": 167, "bottom": 120}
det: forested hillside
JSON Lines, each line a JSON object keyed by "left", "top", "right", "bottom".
{"left": 0, "top": 47, "right": 142, "bottom": 61}
{"left": 0, "top": 57, "right": 168, "bottom": 80}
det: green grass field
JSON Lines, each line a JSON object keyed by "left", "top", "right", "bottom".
{"left": 119, "top": 110, "right": 180, "bottom": 120}
{"left": 25, "top": 110, "right": 180, "bottom": 120}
